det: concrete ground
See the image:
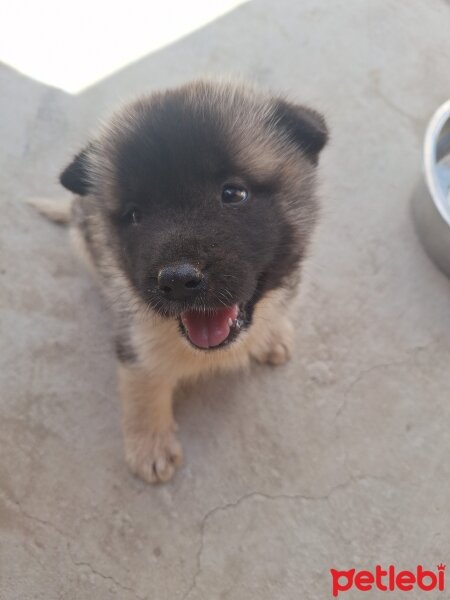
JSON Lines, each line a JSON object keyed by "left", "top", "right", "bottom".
{"left": 1, "top": 1, "right": 450, "bottom": 598}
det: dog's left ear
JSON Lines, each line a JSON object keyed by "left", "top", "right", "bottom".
{"left": 272, "top": 99, "right": 329, "bottom": 164}
{"left": 59, "top": 146, "right": 92, "bottom": 196}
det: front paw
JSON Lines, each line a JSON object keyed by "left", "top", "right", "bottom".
{"left": 252, "top": 319, "right": 294, "bottom": 366}
{"left": 257, "top": 341, "right": 292, "bottom": 366}
{"left": 124, "top": 426, "right": 183, "bottom": 484}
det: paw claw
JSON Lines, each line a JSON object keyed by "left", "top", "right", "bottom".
{"left": 124, "top": 428, "right": 183, "bottom": 484}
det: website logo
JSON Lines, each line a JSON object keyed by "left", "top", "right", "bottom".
{"left": 330, "top": 564, "right": 445, "bottom": 597}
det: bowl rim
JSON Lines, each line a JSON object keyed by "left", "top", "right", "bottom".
{"left": 424, "top": 99, "right": 450, "bottom": 227}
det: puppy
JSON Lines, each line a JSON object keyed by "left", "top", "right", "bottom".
{"left": 35, "top": 80, "right": 328, "bottom": 483}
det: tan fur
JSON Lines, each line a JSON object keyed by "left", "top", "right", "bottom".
{"left": 33, "top": 197, "right": 298, "bottom": 485}
{"left": 28, "top": 197, "right": 72, "bottom": 224}
{"left": 123, "top": 288, "right": 295, "bottom": 482}
{"left": 31, "top": 195, "right": 295, "bottom": 482}
{"left": 119, "top": 366, "right": 182, "bottom": 483}
{"left": 71, "top": 219, "right": 294, "bottom": 482}
{"left": 48, "top": 80, "right": 327, "bottom": 483}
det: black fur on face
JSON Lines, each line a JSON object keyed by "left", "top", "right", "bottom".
{"left": 60, "top": 81, "right": 328, "bottom": 337}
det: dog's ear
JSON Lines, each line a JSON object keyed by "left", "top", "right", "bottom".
{"left": 59, "top": 146, "right": 92, "bottom": 195}
{"left": 272, "top": 99, "right": 328, "bottom": 164}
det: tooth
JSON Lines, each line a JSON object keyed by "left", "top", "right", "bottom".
{"left": 228, "top": 318, "right": 233, "bottom": 327}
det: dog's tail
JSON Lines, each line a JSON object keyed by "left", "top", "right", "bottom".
{"left": 28, "top": 197, "right": 72, "bottom": 225}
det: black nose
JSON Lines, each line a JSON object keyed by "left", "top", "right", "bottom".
{"left": 158, "top": 264, "right": 205, "bottom": 300}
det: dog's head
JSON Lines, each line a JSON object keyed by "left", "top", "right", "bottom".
{"left": 60, "top": 81, "right": 328, "bottom": 350}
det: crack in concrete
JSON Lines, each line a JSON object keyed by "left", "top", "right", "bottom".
{"left": 369, "top": 76, "right": 424, "bottom": 129}
{"left": 180, "top": 475, "right": 371, "bottom": 600}
{"left": 179, "top": 346, "right": 441, "bottom": 600}
{"left": 3, "top": 492, "right": 146, "bottom": 600}
{"left": 333, "top": 356, "right": 414, "bottom": 476}
{"left": 333, "top": 343, "right": 435, "bottom": 477}
{"left": 67, "top": 544, "right": 147, "bottom": 600}
{"left": 5, "top": 492, "right": 69, "bottom": 541}
{"left": 335, "top": 342, "right": 435, "bottom": 422}
{"left": 335, "top": 357, "right": 411, "bottom": 422}
{"left": 180, "top": 339, "right": 435, "bottom": 600}
{"left": 376, "top": 90, "right": 423, "bottom": 127}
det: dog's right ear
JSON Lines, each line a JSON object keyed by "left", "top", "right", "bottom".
{"left": 59, "top": 147, "right": 92, "bottom": 196}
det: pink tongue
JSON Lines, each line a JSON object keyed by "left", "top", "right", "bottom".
{"left": 181, "top": 305, "right": 239, "bottom": 349}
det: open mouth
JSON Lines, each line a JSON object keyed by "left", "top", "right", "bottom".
{"left": 178, "top": 303, "right": 247, "bottom": 350}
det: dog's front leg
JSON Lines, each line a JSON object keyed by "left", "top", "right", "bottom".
{"left": 118, "top": 365, "right": 182, "bottom": 483}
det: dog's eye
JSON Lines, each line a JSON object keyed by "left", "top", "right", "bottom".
{"left": 121, "top": 206, "right": 141, "bottom": 225}
{"left": 221, "top": 184, "right": 249, "bottom": 205}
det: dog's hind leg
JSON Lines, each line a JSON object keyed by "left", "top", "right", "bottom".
{"left": 27, "top": 197, "right": 72, "bottom": 225}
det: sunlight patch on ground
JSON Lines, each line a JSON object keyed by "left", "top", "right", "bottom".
{"left": 0, "top": 0, "right": 248, "bottom": 93}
